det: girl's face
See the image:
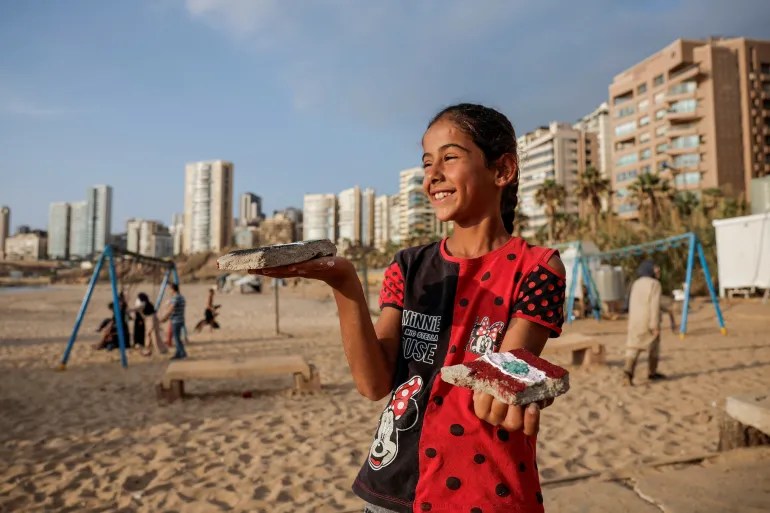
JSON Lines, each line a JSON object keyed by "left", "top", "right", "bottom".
{"left": 421, "top": 117, "right": 500, "bottom": 225}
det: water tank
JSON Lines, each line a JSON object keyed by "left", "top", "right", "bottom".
{"left": 595, "top": 265, "right": 626, "bottom": 302}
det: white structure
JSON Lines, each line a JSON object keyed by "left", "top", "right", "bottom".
{"left": 126, "top": 219, "right": 173, "bottom": 258}
{"left": 183, "top": 160, "right": 234, "bottom": 254}
{"left": 170, "top": 213, "right": 184, "bottom": 256}
{"left": 374, "top": 193, "right": 401, "bottom": 249}
{"left": 517, "top": 122, "right": 598, "bottom": 237}
{"left": 303, "top": 193, "right": 337, "bottom": 241}
{"left": 713, "top": 213, "right": 770, "bottom": 297}
{"left": 239, "top": 192, "right": 263, "bottom": 226}
{"left": 5, "top": 233, "right": 47, "bottom": 261}
{"left": 47, "top": 202, "right": 71, "bottom": 259}
{"left": 361, "top": 187, "right": 375, "bottom": 247}
{"left": 0, "top": 206, "right": 9, "bottom": 260}
{"left": 68, "top": 201, "right": 89, "bottom": 259}
{"left": 85, "top": 185, "right": 112, "bottom": 256}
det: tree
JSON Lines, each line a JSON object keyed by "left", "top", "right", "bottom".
{"left": 534, "top": 179, "right": 566, "bottom": 244}
{"left": 576, "top": 166, "right": 611, "bottom": 236}
{"left": 673, "top": 191, "right": 700, "bottom": 218}
{"left": 628, "top": 173, "right": 674, "bottom": 226}
{"left": 512, "top": 208, "right": 530, "bottom": 238}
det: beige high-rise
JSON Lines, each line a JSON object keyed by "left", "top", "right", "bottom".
{"left": 609, "top": 38, "right": 770, "bottom": 218}
{"left": 517, "top": 123, "right": 598, "bottom": 236}
{"left": 183, "top": 160, "right": 234, "bottom": 254}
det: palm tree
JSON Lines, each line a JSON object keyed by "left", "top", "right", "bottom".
{"left": 673, "top": 191, "right": 700, "bottom": 218}
{"left": 535, "top": 179, "right": 567, "bottom": 244}
{"left": 512, "top": 208, "right": 530, "bottom": 238}
{"left": 576, "top": 166, "right": 611, "bottom": 236}
{"left": 628, "top": 173, "right": 674, "bottom": 225}
{"left": 701, "top": 187, "right": 723, "bottom": 218}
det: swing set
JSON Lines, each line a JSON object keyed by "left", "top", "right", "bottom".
{"left": 561, "top": 232, "right": 727, "bottom": 338}
{"left": 58, "top": 245, "right": 180, "bottom": 369}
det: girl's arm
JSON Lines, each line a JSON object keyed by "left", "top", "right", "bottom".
{"left": 473, "top": 254, "right": 566, "bottom": 436}
{"left": 253, "top": 256, "right": 401, "bottom": 401}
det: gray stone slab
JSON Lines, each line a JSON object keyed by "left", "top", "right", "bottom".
{"left": 217, "top": 239, "right": 336, "bottom": 271}
{"left": 725, "top": 393, "right": 770, "bottom": 434}
{"left": 545, "top": 481, "right": 660, "bottom": 513}
{"left": 633, "top": 458, "right": 770, "bottom": 513}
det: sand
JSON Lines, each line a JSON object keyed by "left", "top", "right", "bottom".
{"left": 1, "top": 282, "right": 769, "bottom": 512}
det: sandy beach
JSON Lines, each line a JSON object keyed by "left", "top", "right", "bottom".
{"left": 1, "top": 282, "right": 769, "bottom": 512}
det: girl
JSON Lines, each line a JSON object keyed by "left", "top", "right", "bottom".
{"left": 194, "top": 287, "right": 221, "bottom": 333}
{"left": 253, "top": 104, "right": 566, "bottom": 513}
{"left": 134, "top": 292, "right": 167, "bottom": 356}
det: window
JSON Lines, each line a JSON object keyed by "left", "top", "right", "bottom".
{"left": 637, "top": 99, "right": 649, "bottom": 111}
{"left": 616, "top": 152, "right": 639, "bottom": 167}
{"left": 764, "top": 82, "right": 770, "bottom": 93}
{"left": 764, "top": 99, "right": 770, "bottom": 109}
{"left": 656, "top": 108, "right": 667, "bottom": 120}
{"left": 654, "top": 92, "right": 666, "bottom": 104}
{"left": 616, "top": 105, "right": 635, "bottom": 118}
{"left": 616, "top": 187, "right": 629, "bottom": 198}
{"left": 657, "top": 160, "right": 669, "bottom": 171}
{"left": 669, "top": 99, "right": 697, "bottom": 113}
{"left": 618, "top": 203, "right": 638, "bottom": 214}
{"left": 654, "top": 74, "right": 665, "bottom": 86}
{"left": 673, "top": 153, "right": 701, "bottom": 167}
{"left": 671, "top": 135, "right": 700, "bottom": 149}
{"left": 639, "top": 115, "right": 650, "bottom": 127}
{"left": 640, "top": 165, "right": 651, "bottom": 174}
{"left": 656, "top": 143, "right": 669, "bottom": 154}
{"left": 656, "top": 125, "right": 668, "bottom": 137}
{"left": 640, "top": 148, "right": 651, "bottom": 160}
{"left": 616, "top": 140, "right": 635, "bottom": 151}
{"left": 761, "top": 63, "right": 770, "bottom": 74}
{"left": 615, "top": 120, "right": 636, "bottom": 136}
{"left": 639, "top": 132, "right": 651, "bottom": 143}
{"left": 675, "top": 172, "right": 701, "bottom": 186}
{"left": 613, "top": 92, "right": 633, "bottom": 105}
{"left": 637, "top": 83, "right": 648, "bottom": 94}
{"left": 668, "top": 81, "right": 696, "bottom": 95}
{"left": 616, "top": 170, "right": 638, "bottom": 182}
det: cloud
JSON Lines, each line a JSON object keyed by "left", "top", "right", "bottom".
{"left": 2, "top": 97, "right": 71, "bottom": 118}
{"left": 182, "top": 0, "right": 770, "bottom": 131}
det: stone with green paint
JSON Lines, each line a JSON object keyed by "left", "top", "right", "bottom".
{"left": 502, "top": 360, "right": 530, "bottom": 376}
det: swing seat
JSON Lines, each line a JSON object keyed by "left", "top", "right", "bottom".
{"left": 156, "top": 355, "right": 322, "bottom": 401}
{"left": 542, "top": 332, "right": 606, "bottom": 368}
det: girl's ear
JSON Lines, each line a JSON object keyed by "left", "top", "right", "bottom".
{"left": 495, "top": 153, "right": 518, "bottom": 187}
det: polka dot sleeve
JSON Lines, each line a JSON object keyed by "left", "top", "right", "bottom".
{"left": 379, "top": 261, "right": 405, "bottom": 311}
{"left": 511, "top": 264, "right": 566, "bottom": 337}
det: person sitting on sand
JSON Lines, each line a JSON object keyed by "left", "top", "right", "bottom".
{"left": 94, "top": 303, "right": 127, "bottom": 351}
{"left": 194, "top": 287, "right": 221, "bottom": 333}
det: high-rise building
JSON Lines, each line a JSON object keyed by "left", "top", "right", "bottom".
{"left": 183, "top": 160, "right": 234, "bottom": 254}
{"left": 574, "top": 102, "right": 612, "bottom": 179}
{"left": 47, "top": 202, "right": 71, "bottom": 259}
{"left": 0, "top": 206, "right": 10, "bottom": 260}
{"left": 361, "top": 188, "right": 375, "bottom": 247}
{"left": 274, "top": 207, "right": 303, "bottom": 241}
{"left": 5, "top": 232, "right": 47, "bottom": 261}
{"left": 303, "top": 193, "right": 337, "bottom": 241}
{"left": 258, "top": 213, "right": 294, "bottom": 246}
{"left": 126, "top": 219, "right": 173, "bottom": 258}
{"left": 399, "top": 167, "right": 436, "bottom": 242}
{"left": 68, "top": 201, "right": 89, "bottom": 259}
{"left": 170, "top": 213, "right": 184, "bottom": 256}
{"left": 609, "top": 37, "right": 770, "bottom": 218}
{"left": 239, "top": 193, "right": 263, "bottom": 226}
{"left": 374, "top": 193, "right": 401, "bottom": 249}
{"left": 517, "top": 122, "right": 598, "bottom": 236}
{"left": 86, "top": 185, "right": 112, "bottom": 256}
{"left": 337, "top": 186, "right": 362, "bottom": 247}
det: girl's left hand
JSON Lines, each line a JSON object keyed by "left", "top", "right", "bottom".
{"left": 472, "top": 391, "right": 554, "bottom": 436}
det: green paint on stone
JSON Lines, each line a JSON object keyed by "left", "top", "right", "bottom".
{"left": 502, "top": 360, "right": 529, "bottom": 376}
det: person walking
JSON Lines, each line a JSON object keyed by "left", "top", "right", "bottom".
{"left": 623, "top": 260, "right": 666, "bottom": 386}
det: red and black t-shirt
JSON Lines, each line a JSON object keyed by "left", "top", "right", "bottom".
{"left": 353, "top": 237, "right": 566, "bottom": 513}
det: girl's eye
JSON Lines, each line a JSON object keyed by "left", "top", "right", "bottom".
{"left": 444, "top": 154, "right": 457, "bottom": 161}
{"left": 422, "top": 161, "right": 433, "bottom": 168}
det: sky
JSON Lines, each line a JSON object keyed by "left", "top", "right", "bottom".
{"left": 1, "top": 0, "right": 768, "bottom": 232}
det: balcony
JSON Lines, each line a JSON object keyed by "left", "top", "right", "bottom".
{"left": 667, "top": 109, "right": 701, "bottom": 122}
{"left": 667, "top": 123, "right": 698, "bottom": 136}
{"left": 668, "top": 64, "right": 700, "bottom": 82}
{"left": 666, "top": 145, "right": 699, "bottom": 156}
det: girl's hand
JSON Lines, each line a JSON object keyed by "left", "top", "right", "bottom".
{"left": 248, "top": 256, "right": 356, "bottom": 289}
{"left": 472, "top": 391, "right": 554, "bottom": 436}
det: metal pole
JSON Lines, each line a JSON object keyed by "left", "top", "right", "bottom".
{"left": 679, "top": 233, "right": 697, "bottom": 339}
{"left": 107, "top": 247, "right": 129, "bottom": 368}
{"left": 154, "top": 267, "right": 171, "bottom": 311}
{"left": 580, "top": 255, "right": 602, "bottom": 320}
{"left": 695, "top": 238, "right": 727, "bottom": 335}
{"left": 566, "top": 252, "right": 580, "bottom": 323}
{"left": 274, "top": 278, "right": 280, "bottom": 335}
{"left": 60, "top": 251, "right": 107, "bottom": 369}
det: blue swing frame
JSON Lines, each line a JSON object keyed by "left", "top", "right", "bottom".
{"left": 563, "top": 232, "right": 726, "bottom": 338}
{"left": 59, "top": 245, "right": 180, "bottom": 369}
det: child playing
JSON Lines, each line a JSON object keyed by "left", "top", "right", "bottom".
{"left": 252, "top": 104, "right": 566, "bottom": 513}
{"left": 194, "top": 287, "right": 221, "bottom": 333}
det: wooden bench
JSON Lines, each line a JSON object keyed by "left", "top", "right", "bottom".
{"left": 156, "top": 355, "right": 321, "bottom": 401}
{"left": 542, "top": 332, "right": 606, "bottom": 368}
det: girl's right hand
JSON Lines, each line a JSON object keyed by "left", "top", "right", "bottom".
{"left": 248, "top": 256, "right": 356, "bottom": 289}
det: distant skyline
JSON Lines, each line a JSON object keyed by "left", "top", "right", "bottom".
{"left": 1, "top": 1, "right": 768, "bottom": 230}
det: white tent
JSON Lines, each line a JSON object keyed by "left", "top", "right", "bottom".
{"left": 712, "top": 213, "right": 770, "bottom": 297}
